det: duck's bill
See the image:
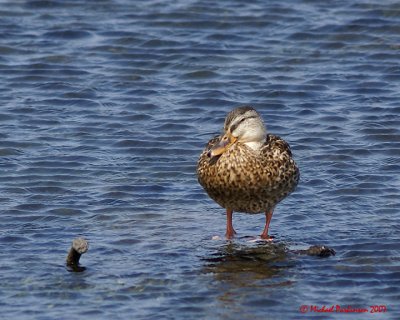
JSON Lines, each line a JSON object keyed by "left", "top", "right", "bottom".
{"left": 207, "top": 133, "right": 237, "bottom": 158}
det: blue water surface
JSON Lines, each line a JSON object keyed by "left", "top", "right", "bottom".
{"left": 1, "top": 0, "right": 399, "bottom": 319}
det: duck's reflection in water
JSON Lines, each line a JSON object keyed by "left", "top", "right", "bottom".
{"left": 203, "top": 242, "right": 295, "bottom": 311}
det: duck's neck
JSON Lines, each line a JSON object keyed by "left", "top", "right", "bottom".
{"left": 244, "top": 141, "right": 264, "bottom": 151}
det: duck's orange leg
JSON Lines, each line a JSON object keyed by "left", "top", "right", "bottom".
{"left": 225, "top": 208, "right": 237, "bottom": 239}
{"left": 260, "top": 210, "right": 274, "bottom": 240}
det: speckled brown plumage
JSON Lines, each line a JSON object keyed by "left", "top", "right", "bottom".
{"left": 196, "top": 106, "right": 299, "bottom": 238}
{"left": 198, "top": 133, "right": 299, "bottom": 212}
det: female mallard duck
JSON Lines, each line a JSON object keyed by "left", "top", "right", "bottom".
{"left": 197, "top": 106, "right": 299, "bottom": 239}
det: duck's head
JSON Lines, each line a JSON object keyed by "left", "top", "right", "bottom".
{"left": 207, "top": 106, "right": 267, "bottom": 158}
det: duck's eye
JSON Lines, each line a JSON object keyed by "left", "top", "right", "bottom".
{"left": 230, "top": 118, "right": 245, "bottom": 133}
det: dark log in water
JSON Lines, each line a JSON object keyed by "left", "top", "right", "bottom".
{"left": 66, "top": 237, "right": 89, "bottom": 272}
{"left": 294, "top": 245, "right": 336, "bottom": 257}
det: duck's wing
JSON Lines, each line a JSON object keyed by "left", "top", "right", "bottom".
{"left": 261, "top": 134, "right": 300, "bottom": 192}
{"left": 204, "top": 135, "right": 221, "bottom": 150}
{"left": 262, "top": 134, "right": 293, "bottom": 158}
{"left": 198, "top": 135, "right": 221, "bottom": 167}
